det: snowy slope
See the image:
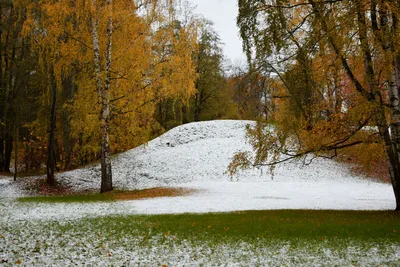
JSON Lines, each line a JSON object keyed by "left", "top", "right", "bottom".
{"left": 0, "top": 120, "right": 396, "bottom": 220}
{"left": 59, "top": 120, "right": 384, "bottom": 190}
{"left": 59, "top": 120, "right": 257, "bottom": 191}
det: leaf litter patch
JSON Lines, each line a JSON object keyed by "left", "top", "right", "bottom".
{"left": 18, "top": 187, "right": 200, "bottom": 203}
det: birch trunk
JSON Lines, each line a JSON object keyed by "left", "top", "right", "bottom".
{"left": 92, "top": 0, "right": 113, "bottom": 193}
{"left": 384, "top": 5, "right": 400, "bottom": 211}
{"left": 386, "top": 55, "right": 400, "bottom": 211}
{"left": 100, "top": 0, "right": 113, "bottom": 193}
{"left": 358, "top": 0, "right": 400, "bottom": 211}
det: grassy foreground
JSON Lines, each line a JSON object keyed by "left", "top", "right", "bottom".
{"left": 1, "top": 210, "right": 400, "bottom": 265}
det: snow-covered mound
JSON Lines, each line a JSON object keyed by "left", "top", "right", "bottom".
{"left": 59, "top": 120, "right": 381, "bottom": 191}
{"left": 59, "top": 120, "right": 255, "bottom": 191}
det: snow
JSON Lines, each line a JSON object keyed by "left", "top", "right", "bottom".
{"left": 0, "top": 177, "right": 22, "bottom": 199}
{"left": 0, "top": 120, "right": 396, "bottom": 222}
{"left": 1, "top": 179, "right": 393, "bottom": 222}
{"left": 0, "top": 120, "right": 398, "bottom": 265}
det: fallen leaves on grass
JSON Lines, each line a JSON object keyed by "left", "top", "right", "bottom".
{"left": 105, "top": 188, "right": 198, "bottom": 201}
{"left": 18, "top": 187, "right": 201, "bottom": 203}
{"left": 28, "top": 178, "right": 74, "bottom": 196}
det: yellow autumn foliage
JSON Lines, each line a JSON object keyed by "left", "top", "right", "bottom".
{"left": 21, "top": 0, "right": 198, "bottom": 165}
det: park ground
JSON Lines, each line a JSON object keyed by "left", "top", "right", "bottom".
{"left": 1, "top": 120, "right": 399, "bottom": 265}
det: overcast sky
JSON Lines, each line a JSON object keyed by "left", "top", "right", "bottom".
{"left": 188, "top": 0, "right": 246, "bottom": 64}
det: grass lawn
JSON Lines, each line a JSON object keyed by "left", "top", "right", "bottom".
{"left": 1, "top": 210, "right": 399, "bottom": 265}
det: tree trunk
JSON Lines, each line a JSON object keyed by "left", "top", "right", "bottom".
{"left": 0, "top": 139, "right": 3, "bottom": 172}
{"left": 3, "top": 41, "right": 17, "bottom": 173}
{"left": 158, "top": 102, "right": 166, "bottom": 128}
{"left": 92, "top": 0, "right": 113, "bottom": 193}
{"left": 377, "top": 113, "right": 400, "bottom": 211}
{"left": 0, "top": 7, "right": 4, "bottom": 173}
{"left": 61, "top": 74, "right": 75, "bottom": 170}
{"left": 386, "top": 54, "right": 400, "bottom": 211}
{"left": 100, "top": 0, "right": 113, "bottom": 193}
{"left": 4, "top": 133, "right": 12, "bottom": 172}
{"left": 194, "top": 93, "right": 201, "bottom": 122}
{"left": 182, "top": 104, "right": 188, "bottom": 124}
{"left": 0, "top": 101, "right": 3, "bottom": 172}
{"left": 380, "top": 5, "right": 400, "bottom": 211}
{"left": 46, "top": 65, "right": 57, "bottom": 186}
{"left": 194, "top": 108, "right": 200, "bottom": 122}
{"left": 100, "top": 119, "right": 112, "bottom": 193}
{"left": 13, "top": 109, "right": 18, "bottom": 181}
{"left": 385, "top": 149, "right": 400, "bottom": 211}
{"left": 3, "top": 106, "right": 13, "bottom": 172}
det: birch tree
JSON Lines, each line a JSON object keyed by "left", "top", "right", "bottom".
{"left": 234, "top": 0, "right": 400, "bottom": 210}
{"left": 47, "top": 0, "right": 197, "bottom": 192}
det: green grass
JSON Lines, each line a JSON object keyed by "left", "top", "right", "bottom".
{"left": 2, "top": 210, "right": 400, "bottom": 265}
{"left": 15, "top": 194, "right": 400, "bottom": 242}
{"left": 60, "top": 210, "right": 400, "bottom": 243}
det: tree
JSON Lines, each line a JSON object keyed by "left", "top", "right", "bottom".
{"left": 192, "top": 20, "right": 227, "bottom": 122}
{"left": 228, "top": 63, "right": 277, "bottom": 120}
{"left": 64, "top": 0, "right": 196, "bottom": 192}
{"left": 23, "top": 0, "right": 75, "bottom": 185}
{"left": 17, "top": 0, "right": 197, "bottom": 192}
{"left": 154, "top": 18, "right": 235, "bottom": 129}
{"left": 233, "top": 0, "right": 400, "bottom": 210}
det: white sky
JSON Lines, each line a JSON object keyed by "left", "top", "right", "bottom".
{"left": 188, "top": 0, "right": 246, "bottom": 64}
